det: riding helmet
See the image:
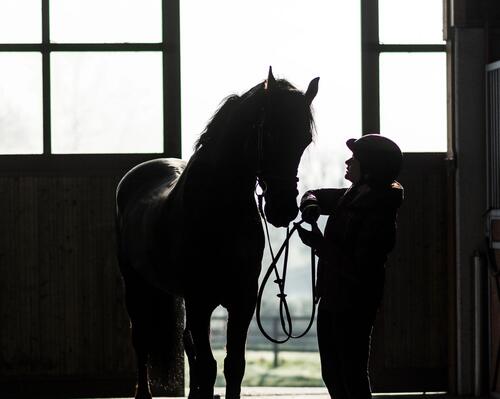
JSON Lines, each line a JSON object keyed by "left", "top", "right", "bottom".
{"left": 346, "top": 134, "right": 403, "bottom": 183}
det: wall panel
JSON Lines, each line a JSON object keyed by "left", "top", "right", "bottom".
{"left": 370, "top": 153, "right": 450, "bottom": 391}
{"left": 0, "top": 168, "right": 184, "bottom": 397}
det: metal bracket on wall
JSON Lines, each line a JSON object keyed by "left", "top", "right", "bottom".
{"left": 486, "top": 209, "right": 500, "bottom": 249}
{"left": 485, "top": 209, "right": 500, "bottom": 392}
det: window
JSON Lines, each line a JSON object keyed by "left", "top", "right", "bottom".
{"left": 380, "top": 52, "right": 446, "bottom": 152}
{"left": 0, "top": 0, "right": 41, "bottom": 43}
{"left": 0, "top": 0, "right": 446, "bottom": 159}
{"left": 181, "top": 0, "right": 361, "bottom": 387}
{"left": 181, "top": 0, "right": 361, "bottom": 182}
{"left": 0, "top": 0, "right": 180, "bottom": 157}
{"left": 0, "top": 52, "right": 43, "bottom": 154}
{"left": 51, "top": 52, "right": 163, "bottom": 154}
{"left": 363, "top": 0, "right": 447, "bottom": 152}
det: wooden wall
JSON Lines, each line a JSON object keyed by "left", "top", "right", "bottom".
{"left": 490, "top": 251, "right": 500, "bottom": 395}
{"left": 0, "top": 154, "right": 452, "bottom": 395}
{"left": 370, "top": 153, "right": 450, "bottom": 391}
{"left": 0, "top": 157, "right": 184, "bottom": 398}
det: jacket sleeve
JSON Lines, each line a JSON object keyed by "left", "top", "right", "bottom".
{"left": 302, "top": 188, "right": 347, "bottom": 215}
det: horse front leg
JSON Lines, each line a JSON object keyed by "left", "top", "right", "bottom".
{"left": 224, "top": 297, "right": 256, "bottom": 399}
{"left": 185, "top": 300, "right": 218, "bottom": 399}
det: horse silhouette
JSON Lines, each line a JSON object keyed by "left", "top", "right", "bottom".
{"left": 116, "top": 67, "right": 319, "bottom": 399}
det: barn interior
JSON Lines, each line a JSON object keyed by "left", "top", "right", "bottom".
{"left": 2, "top": 0, "right": 500, "bottom": 398}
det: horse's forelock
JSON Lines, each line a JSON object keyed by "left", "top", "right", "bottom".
{"left": 268, "top": 81, "right": 316, "bottom": 142}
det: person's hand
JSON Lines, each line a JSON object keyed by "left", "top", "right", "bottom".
{"left": 295, "top": 223, "right": 324, "bottom": 250}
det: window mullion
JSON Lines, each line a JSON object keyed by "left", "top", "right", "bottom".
{"left": 42, "top": 0, "right": 51, "bottom": 155}
{"left": 379, "top": 44, "right": 446, "bottom": 52}
{"left": 361, "top": 0, "right": 380, "bottom": 135}
{"left": 163, "top": 0, "right": 181, "bottom": 158}
{"left": 47, "top": 43, "right": 164, "bottom": 52}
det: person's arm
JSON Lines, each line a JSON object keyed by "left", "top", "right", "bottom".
{"left": 301, "top": 188, "right": 347, "bottom": 215}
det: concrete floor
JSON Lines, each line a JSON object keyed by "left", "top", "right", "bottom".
{"left": 162, "top": 386, "right": 476, "bottom": 399}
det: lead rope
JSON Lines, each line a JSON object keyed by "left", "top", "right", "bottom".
{"left": 255, "top": 185, "right": 319, "bottom": 344}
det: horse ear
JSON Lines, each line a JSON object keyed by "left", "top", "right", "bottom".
{"left": 265, "top": 66, "right": 276, "bottom": 90}
{"left": 305, "top": 77, "right": 320, "bottom": 106}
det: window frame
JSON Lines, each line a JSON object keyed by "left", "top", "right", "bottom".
{"left": 361, "top": 0, "right": 446, "bottom": 142}
{"left": 0, "top": 0, "right": 448, "bottom": 173}
{"left": 0, "top": 0, "right": 180, "bottom": 174}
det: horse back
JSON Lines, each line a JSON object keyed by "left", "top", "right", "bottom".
{"left": 116, "top": 158, "right": 185, "bottom": 213}
{"left": 116, "top": 158, "right": 186, "bottom": 294}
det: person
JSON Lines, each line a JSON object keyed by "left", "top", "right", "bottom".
{"left": 296, "top": 134, "right": 404, "bottom": 399}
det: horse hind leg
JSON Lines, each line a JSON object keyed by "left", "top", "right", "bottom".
{"left": 131, "top": 321, "right": 153, "bottom": 399}
{"left": 124, "top": 284, "right": 153, "bottom": 399}
{"left": 123, "top": 271, "right": 181, "bottom": 398}
{"left": 183, "top": 329, "right": 199, "bottom": 398}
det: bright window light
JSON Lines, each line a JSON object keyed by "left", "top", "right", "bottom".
{"left": 380, "top": 52, "right": 447, "bottom": 152}
{"left": 379, "top": 0, "right": 444, "bottom": 44}
{"left": 180, "top": 0, "right": 361, "bottom": 190}
{"left": 51, "top": 52, "right": 163, "bottom": 154}
{"left": 0, "top": 53, "right": 43, "bottom": 154}
{"left": 0, "top": 0, "right": 41, "bottom": 44}
{"left": 181, "top": 1, "right": 361, "bottom": 341}
{"left": 50, "top": 0, "right": 162, "bottom": 43}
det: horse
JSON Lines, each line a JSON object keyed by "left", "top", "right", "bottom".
{"left": 115, "top": 67, "right": 319, "bottom": 399}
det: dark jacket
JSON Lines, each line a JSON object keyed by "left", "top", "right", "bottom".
{"left": 308, "top": 181, "right": 404, "bottom": 311}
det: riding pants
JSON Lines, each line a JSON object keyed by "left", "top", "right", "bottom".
{"left": 316, "top": 301, "right": 378, "bottom": 399}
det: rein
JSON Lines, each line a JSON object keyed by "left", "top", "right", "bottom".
{"left": 253, "top": 94, "right": 318, "bottom": 344}
{"left": 255, "top": 183, "right": 319, "bottom": 344}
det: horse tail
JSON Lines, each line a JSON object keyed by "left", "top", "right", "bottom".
{"left": 119, "top": 260, "right": 182, "bottom": 390}
{"left": 147, "top": 291, "right": 183, "bottom": 390}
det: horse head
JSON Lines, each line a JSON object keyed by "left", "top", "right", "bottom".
{"left": 257, "top": 67, "right": 319, "bottom": 227}
{"left": 193, "top": 67, "right": 318, "bottom": 227}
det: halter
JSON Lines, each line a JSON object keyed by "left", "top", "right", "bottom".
{"left": 254, "top": 106, "right": 319, "bottom": 344}
{"left": 255, "top": 106, "right": 299, "bottom": 191}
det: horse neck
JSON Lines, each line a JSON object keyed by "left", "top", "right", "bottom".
{"left": 198, "top": 127, "right": 257, "bottom": 196}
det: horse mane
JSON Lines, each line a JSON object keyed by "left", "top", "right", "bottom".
{"left": 194, "top": 94, "right": 243, "bottom": 150}
{"left": 194, "top": 79, "right": 315, "bottom": 151}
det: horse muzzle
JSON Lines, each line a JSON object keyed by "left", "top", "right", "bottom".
{"left": 264, "top": 200, "right": 299, "bottom": 228}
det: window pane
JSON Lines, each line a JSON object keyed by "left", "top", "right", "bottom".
{"left": 379, "top": 0, "right": 444, "bottom": 44}
{"left": 0, "top": 0, "right": 41, "bottom": 43}
{"left": 0, "top": 53, "right": 43, "bottom": 154}
{"left": 51, "top": 52, "right": 163, "bottom": 154}
{"left": 380, "top": 53, "right": 447, "bottom": 152}
{"left": 50, "top": 0, "right": 162, "bottom": 43}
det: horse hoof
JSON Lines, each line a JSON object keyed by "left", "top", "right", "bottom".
{"left": 187, "top": 392, "right": 218, "bottom": 399}
{"left": 135, "top": 387, "right": 152, "bottom": 399}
